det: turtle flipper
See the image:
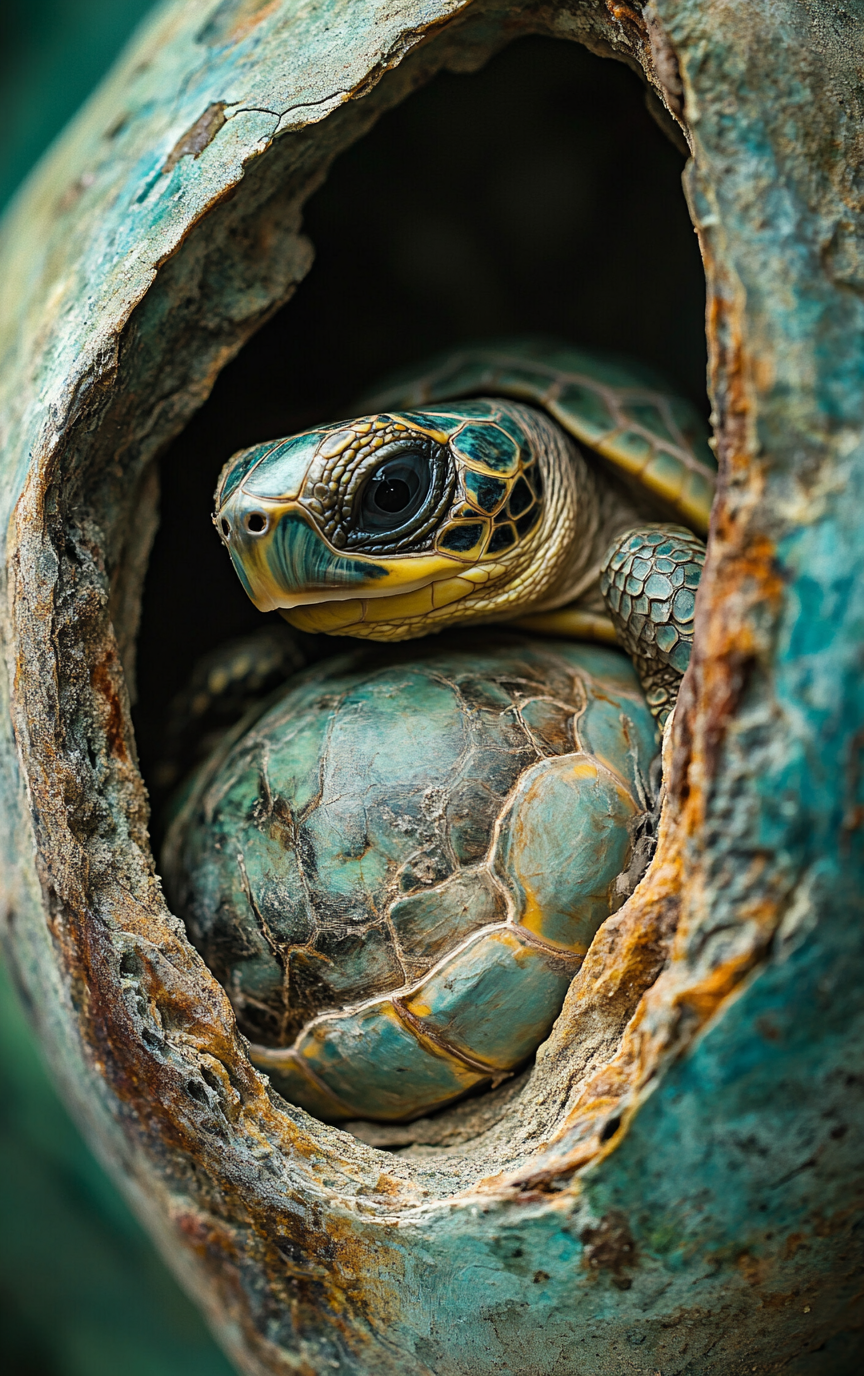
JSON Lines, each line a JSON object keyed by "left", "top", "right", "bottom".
{"left": 600, "top": 526, "right": 705, "bottom": 728}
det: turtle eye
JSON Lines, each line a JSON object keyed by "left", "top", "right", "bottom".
{"left": 356, "top": 450, "right": 431, "bottom": 533}
{"left": 244, "top": 511, "right": 268, "bottom": 535}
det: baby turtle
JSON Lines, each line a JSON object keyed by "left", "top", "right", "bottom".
{"left": 214, "top": 340, "right": 712, "bottom": 725}
{"left": 165, "top": 342, "right": 713, "bottom": 1121}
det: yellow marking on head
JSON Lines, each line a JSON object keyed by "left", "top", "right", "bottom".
{"left": 282, "top": 600, "right": 365, "bottom": 633}
{"left": 219, "top": 400, "right": 585, "bottom": 642}
{"left": 234, "top": 498, "right": 467, "bottom": 610}
{"left": 364, "top": 584, "right": 436, "bottom": 620}
{"left": 395, "top": 416, "right": 452, "bottom": 445}
{"left": 319, "top": 430, "right": 354, "bottom": 458}
{"left": 281, "top": 554, "right": 515, "bottom": 634}
{"left": 431, "top": 576, "right": 476, "bottom": 609}
{"left": 462, "top": 562, "right": 507, "bottom": 584}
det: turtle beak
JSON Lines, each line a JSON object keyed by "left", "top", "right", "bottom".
{"left": 215, "top": 433, "right": 395, "bottom": 611}
{"left": 217, "top": 492, "right": 468, "bottom": 621}
{"left": 216, "top": 496, "right": 393, "bottom": 612}
{"left": 214, "top": 425, "right": 484, "bottom": 631}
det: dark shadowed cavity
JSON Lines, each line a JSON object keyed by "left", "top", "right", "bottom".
{"left": 134, "top": 34, "right": 706, "bottom": 813}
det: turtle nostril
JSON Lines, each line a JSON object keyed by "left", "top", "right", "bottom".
{"left": 245, "top": 511, "right": 268, "bottom": 535}
{"left": 220, "top": 518, "right": 231, "bottom": 539}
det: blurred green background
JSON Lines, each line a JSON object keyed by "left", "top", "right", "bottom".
{"left": 0, "top": 0, "right": 154, "bottom": 212}
{"left": 1, "top": 6, "right": 234, "bottom": 1374}
{"left": 0, "top": 964, "right": 236, "bottom": 1376}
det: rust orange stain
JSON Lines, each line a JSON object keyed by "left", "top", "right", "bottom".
{"left": 90, "top": 648, "right": 129, "bottom": 761}
{"left": 473, "top": 257, "right": 794, "bottom": 1199}
{"left": 605, "top": 0, "right": 646, "bottom": 33}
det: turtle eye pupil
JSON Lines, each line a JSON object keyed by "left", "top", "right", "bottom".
{"left": 357, "top": 449, "right": 431, "bottom": 533}
{"left": 220, "top": 518, "right": 231, "bottom": 538}
{"left": 372, "top": 475, "right": 412, "bottom": 513}
{"left": 245, "top": 511, "right": 267, "bottom": 534}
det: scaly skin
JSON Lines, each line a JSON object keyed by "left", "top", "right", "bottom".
{"left": 215, "top": 393, "right": 707, "bottom": 721}
{"left": 600, "top": 526, "right": 706, "bottom": 727}
{"left": 168, "top": 352, "right": 713, "bottom": 1120}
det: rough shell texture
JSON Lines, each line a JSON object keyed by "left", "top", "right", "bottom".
{"left": 366, "top": 338, "right": 718, "bottom": 531}
{"left": 0, "top": 2, "right": 862, "bottom": 1373}
{"left": 166, "top": 637, "right": 656, "bottom": 1120}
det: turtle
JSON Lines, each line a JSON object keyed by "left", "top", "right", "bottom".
{"left": 213, "top": 340, "right": 713, "bottom": 725}
{"left": 164, "top": 342, "right": 715, "bottom": 1122}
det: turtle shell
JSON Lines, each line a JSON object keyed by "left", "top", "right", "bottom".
{"left": 164, "top": 634, "right": 657, "bottom": 1122}
{"left": 365, "top": 339, "right": 717, "bottom": 534}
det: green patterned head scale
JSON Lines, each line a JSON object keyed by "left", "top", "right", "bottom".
{"left": 163, "top": 636, "right": 658, "bottom": 1123}
{"left": 213, "top": 341, "right": 716, "bottom": 644}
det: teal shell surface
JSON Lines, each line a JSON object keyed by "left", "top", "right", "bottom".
{"left": 165, "top": 637, "right": 657, "bottom": 1122}
{"left": 365, "top": 338, "right": 718, "bottom": 534}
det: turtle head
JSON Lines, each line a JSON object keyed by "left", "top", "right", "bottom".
{"left": 214, "top": 402, "right": 575, "bottom": 640}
